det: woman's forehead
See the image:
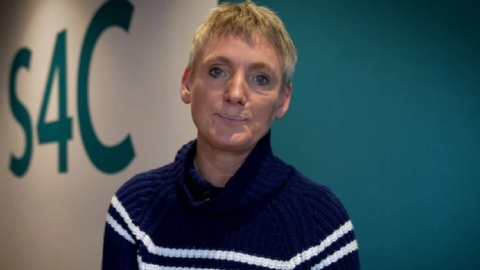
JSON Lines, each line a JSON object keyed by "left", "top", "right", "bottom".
{"left": 197, "top": 34, "right": 282, "bottom": 68}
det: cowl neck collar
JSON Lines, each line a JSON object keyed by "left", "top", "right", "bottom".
{"left": 172, "top": 131, "right": 290, "bottom": 214}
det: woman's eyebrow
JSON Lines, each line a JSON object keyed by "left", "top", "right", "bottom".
{"left": 203, "top": 55, "right": 232, "bottom": 66}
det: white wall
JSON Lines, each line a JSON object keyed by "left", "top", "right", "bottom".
{"left": 0, "top": 0, "right": 217, "bottom": 269}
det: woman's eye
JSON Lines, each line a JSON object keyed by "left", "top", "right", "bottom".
{"left": 253, "top": 75, "right": 269, "bottom": 86}
{"left": 209, "top": 67, "right": 225, "bottom": 78}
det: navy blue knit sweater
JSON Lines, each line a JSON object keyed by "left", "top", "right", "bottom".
{"left": 102, "top": 131, "right": 360, "bottom": 269}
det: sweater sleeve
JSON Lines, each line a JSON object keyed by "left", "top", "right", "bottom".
{"left": 101, "top": 170, "right": 161, "bottom": 270}
{"left": 101, "top": 198, "right": 139, "bottom": 270}
{"left": 301, "top": 181, "right": 361, "bottom": 270}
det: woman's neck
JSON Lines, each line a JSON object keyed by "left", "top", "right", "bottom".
{"left": 194, "top": 137, "right": 253, "bottom": 188}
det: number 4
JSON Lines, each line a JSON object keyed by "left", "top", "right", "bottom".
{"left": 37, "top": 30, "right": 72, "bottom": 173}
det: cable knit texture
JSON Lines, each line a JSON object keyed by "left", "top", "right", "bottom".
{"left": 102, "top": 131, "right": 360, "bottom": 269}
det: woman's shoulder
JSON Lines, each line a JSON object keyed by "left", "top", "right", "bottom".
{"left": 110, "top": 163, "right": 177, "bottom": 222}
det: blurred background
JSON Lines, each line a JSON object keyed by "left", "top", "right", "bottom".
{"left": 1, "top": 0, "right": 479, "bottom": 269}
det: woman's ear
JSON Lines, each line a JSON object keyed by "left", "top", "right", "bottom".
{"left": 181, "top": 67, "right": 192, "bottom": 104}
{"left": 275, "top": 84, "right": 292, "bottom": 119}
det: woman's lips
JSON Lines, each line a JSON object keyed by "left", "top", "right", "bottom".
{"left": 217, "top": 113, "right": 247, "bottom": 123}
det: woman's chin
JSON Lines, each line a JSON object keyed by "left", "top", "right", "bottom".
{"left": 210, "top": 131, "right": 253, "bottom": 151}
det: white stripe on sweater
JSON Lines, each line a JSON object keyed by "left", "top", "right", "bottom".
{"left": 106, "top": 214, "right": 135, "bottom": 244}
{"left": 111, "top": 195, "right": 356, "bottom": 270}
{"left": 312, "top": 240, "right": 358, "bottom": 270}
{"left": 138, "top": 255, "right": 222, "bottom": 270}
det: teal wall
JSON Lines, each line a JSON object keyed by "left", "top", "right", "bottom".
{"left": 221, "top": 1, "right": 480, "bottom": 269}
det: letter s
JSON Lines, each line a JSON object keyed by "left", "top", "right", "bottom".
{"left": 9, "top": 49, "right": 33, "bottom": 177}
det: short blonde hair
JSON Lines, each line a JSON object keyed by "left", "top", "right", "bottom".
{"left": 188, "top": 1, "right": 298, "bottom": 86}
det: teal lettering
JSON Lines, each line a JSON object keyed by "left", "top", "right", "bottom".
{"left": 37, "top": 30, "right": 72, "bottom": 173}
{"left": 9, "top": 49, "right": 33, "bottom": 177}
{"left": 78, "top": 0, "right": 135, "bottom": 174}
